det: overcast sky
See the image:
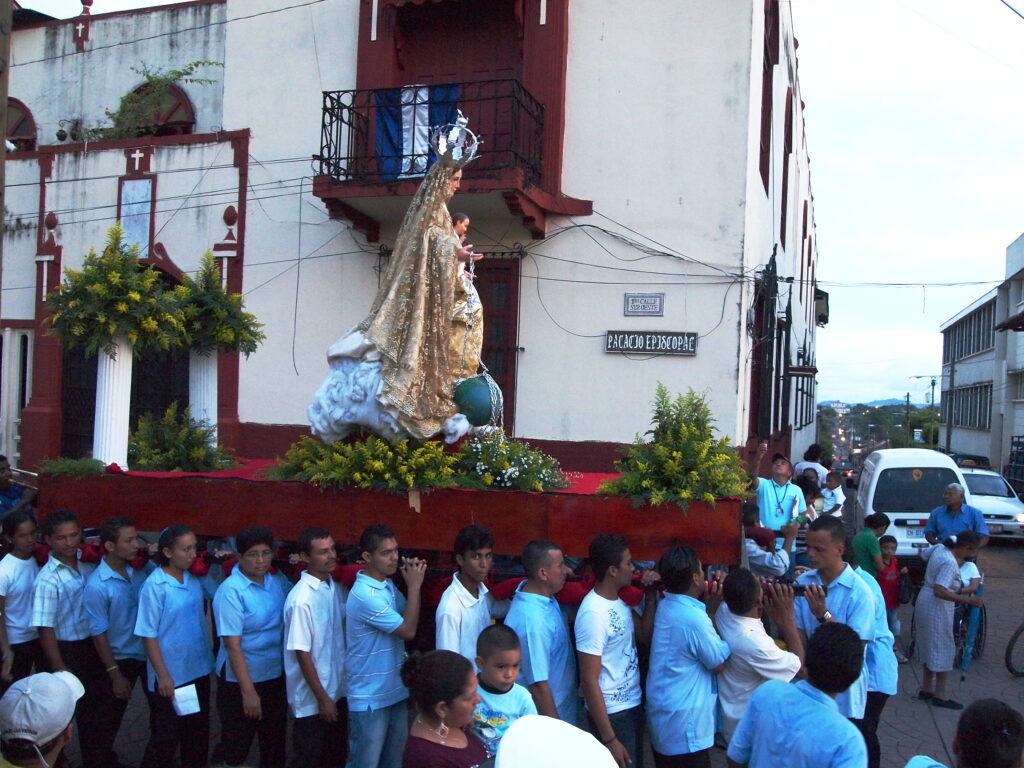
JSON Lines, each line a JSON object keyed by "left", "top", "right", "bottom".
{"left": 20, "top": 0, "right": 1024, "bottom": 406}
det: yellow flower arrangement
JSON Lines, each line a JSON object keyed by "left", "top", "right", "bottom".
{"left": 46, "top": 225, "right": 187, "bottom": 357}
{"left": 598, "top": 384, "right": 751, "bottom": 511}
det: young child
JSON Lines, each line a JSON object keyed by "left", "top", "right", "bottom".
{"left": 471, "top": 624, "right": 537, "bottom": 757}
{"left": 877, "top": 535, "right": 909, "bottom": 663}
{"left": 821, "top": 471, "right": 846, "bottom": 517}
{"left": 958, "top": 559, "right": 982, "bottom": 595}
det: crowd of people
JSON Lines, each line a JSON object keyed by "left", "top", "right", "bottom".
{"left": 0, "top": 440, "right": 1018, "bottom": 768}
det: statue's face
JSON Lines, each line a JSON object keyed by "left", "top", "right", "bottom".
{"left": 450, "top": 170, "right": 463, "bottom": 195}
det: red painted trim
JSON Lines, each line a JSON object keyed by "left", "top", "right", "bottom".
{"left": 20, "top": 161, "right": 65, "bottom": 469}
{"left": 36, "top": 129, "right": 249, "bottom": 157}
{"left": 352, "top": 0, "right": 573, "bottom": 201}
{"left": 521, "top": 0, "right": 570, "bottom": 195}
{"left": 313, "top": 168, "right": 590, "bottom": 241}
{"left": 216, "top": 133, "right": 250, "bottom": 453}
{"left": 0, "top": 320, "right": 36, "bottom": 330}
{"left": 12, "top": 0, "right": 223, "bottom": 30}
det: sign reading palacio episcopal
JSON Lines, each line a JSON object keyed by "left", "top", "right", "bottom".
{"left": 604, "top": 331, "right": 698, "bottom": 356}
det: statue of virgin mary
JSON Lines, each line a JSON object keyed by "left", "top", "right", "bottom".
{"left": 308, "top": 116, "right": 484, "bottom": 442}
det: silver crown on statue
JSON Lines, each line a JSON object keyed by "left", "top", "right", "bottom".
{"left": 430, "top": 110, "right": 480, "bottom": 169}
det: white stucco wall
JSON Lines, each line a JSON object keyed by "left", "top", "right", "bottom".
{"left": 9, "top": 3, "right": 226, "bottom": 143}
{"left": 221, "top": 0, "right": 369, "bottom": 426}
{"left": 3, "top": 0, "right": 823, "bottom": 452}
{"left": 2, "top": 159, "right": 42, "bottom": 320}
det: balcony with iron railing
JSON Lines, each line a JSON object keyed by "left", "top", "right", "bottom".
{"left": 312, "top": 79, "right": 591, "bottom": 241}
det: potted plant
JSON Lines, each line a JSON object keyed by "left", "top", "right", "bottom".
{"left": 175, "top": 252, "right": 265, "bottom": 441}
{"left": 46, "top": 225, "right": 186, "bottom": 468}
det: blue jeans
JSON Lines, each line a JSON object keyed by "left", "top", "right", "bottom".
{"left": 345, "top": 700, "right": 408, "bottom": 768}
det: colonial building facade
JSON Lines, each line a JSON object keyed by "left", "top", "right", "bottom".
{"left": 3, "top": 0, "right": 824, "bottom": 470}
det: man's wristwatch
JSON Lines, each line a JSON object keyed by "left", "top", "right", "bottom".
{"left": 817, "top": 610, "right": 832, "bottom": 624}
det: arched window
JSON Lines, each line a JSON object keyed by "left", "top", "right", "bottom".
{"left": 7, "top": 98, "right": 36, "bottom": 151}
{"left": 131, "top": 83, "right": 195, "bottom": 137}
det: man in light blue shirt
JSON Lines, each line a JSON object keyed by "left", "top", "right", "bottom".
{"left": 83, "top": 517, "right": 150, "bottom": 768}
{"left": 924, "top": 483, "right": 990, "bottom": 546}
{"left": 345, "top": 525, "right": 425, "bottom": 768}
{"left": 794, "top": 516, "right": 875, "bottom": 720}
{"left": 646, "top": 545, "right": 729, "bottom": 765}
{"left": 750, "top": 445, "right": 808, "bottom": 553}
{"left": 853, "top": 560, "right": 898, "bottom": 768}
{"left": 503, "top": 540, "right": 578, "bottom": 726}
{"left": 726, "top": 621, "right": 868, "bottom": 768}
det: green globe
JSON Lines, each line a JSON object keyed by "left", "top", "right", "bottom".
{"left": 454, "top": 375, "right": 503, "bottom": 427}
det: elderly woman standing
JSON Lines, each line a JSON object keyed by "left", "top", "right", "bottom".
{"left": 924, "top": 483, "right": 989, "bottom": 547}
{"left": 914, "top": 532, "right": 984, "bottom": 709}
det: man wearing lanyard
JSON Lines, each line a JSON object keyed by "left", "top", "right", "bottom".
{"left": 750, "top": 444, "right": 809, "bottom": 555}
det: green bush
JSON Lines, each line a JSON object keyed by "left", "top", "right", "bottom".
{"left": 176, "top": 252, "right": 265, "bottom": 357}
{"left": 38, "top": 457, "right": 107, "bottom": 477}
{"left": 269, "top": 434, "right": 457, "bottom": 493}
{"left": 598, "top": 384, "right": 750, "bottom": 510}
{"left": 128, "top": 402, "right": 235, "bottom": 472}
{"left": 269, "top": 431, "right": 570, "bottom": 494}
{"left": 46, "top": 226, "right": 186, "bottom": 357}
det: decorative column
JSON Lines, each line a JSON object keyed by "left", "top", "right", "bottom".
{"left": 189, "top": 349, "right": 218, "bottom": 442}
{"left": 92, "top": 333, "right": 133, "bottom": 469}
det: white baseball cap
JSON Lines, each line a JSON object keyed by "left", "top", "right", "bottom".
{"left": 0, "top": 671, "right": 85, "bottom": 746}
{"left": 496, "top": 715, "right": 617, "bottom": 768}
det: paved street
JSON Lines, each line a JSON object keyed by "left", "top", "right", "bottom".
{"left": 59, "top": 541, "right": 1024, "bottom": 768}
{"left": 707, "top": 539, "right": 1024, "bottom": 768}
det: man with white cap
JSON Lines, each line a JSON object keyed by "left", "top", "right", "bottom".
{"left": 0, "top": 671, "right": 84, "bottom": 767}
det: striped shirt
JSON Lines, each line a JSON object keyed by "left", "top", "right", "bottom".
{"left": 31, "top": 554, "right": 94, "bottom": 641}
{"left": 345, "top": 571, "right": 407, "bottom": 711}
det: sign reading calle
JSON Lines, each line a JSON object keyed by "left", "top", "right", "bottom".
{"left": 605, "top": 331, "right": 698, "bottom": 356}
{"left": 623, "top": 292, "right": 664, "bottom": 316}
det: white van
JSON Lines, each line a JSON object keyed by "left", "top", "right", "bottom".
{"left": 853, "top": 448, "right": 971, "bottom": 567}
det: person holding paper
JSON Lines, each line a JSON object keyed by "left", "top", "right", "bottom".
{"left": 135, "top": 524, "right": 214, "bottom": 768}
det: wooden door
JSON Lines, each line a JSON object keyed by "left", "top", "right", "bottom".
{"left": 475, "top": 259, "right": 520, "bottom": 433}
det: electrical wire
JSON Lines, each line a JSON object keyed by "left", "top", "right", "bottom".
{"left": 9, "top": 0, "right": 330, "bottom": 69}
{"left": 998, "top": 0, "right": 1024, "bottom": 20}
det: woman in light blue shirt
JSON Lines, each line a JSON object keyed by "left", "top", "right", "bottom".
{"left": 135, "top": 524, "right": 214, "bottom": 768}
{"left": 213, "top": 526, "right": 287, "bottom": 768}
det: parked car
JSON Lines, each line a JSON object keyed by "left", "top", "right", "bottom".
{"left": 949, "top": 453, "right": 992, "bottom": 469}
{"left": 853, "top": 448, "right": 970, "bottom": 569}
{"left": 960, "top": 468, "right": 1024, "bottom": 540}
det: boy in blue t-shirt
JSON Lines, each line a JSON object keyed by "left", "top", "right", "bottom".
{"left": 472, "top": 624, "right": 537, "bottom": 756}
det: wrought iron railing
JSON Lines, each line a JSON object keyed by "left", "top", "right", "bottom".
{"left": 317, "top": 79, "right": 544, "bottom": 186}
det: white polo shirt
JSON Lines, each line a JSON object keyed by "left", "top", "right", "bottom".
{"left": 0, "top": 554, "right": 40, "bottom": 644}
{"left": 715, "top": 602, "right": 801, "bottom": 741}
{"left": 283, "top": 571, "right": 347, "bottom": 718}
{"left": 435, "top": 574, "right": 495, "bottom": 667}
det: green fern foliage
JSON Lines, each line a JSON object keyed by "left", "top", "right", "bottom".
{"left": 598, "top": 384, "right": 750, "bottom": 510}
{"left": 38, "top": 457, "right": 107, "bottom": 477}
{"left": 46, "top": 226, "right": 187, "bottom": 358}
{"left": 269, "top": 434, "right": 458, "bottom": 493}
{"left": 128, "top": 402, "right": 235, "bottom": 472}
{"left": 176, "top": 252, "right": 265, "bottom": 356}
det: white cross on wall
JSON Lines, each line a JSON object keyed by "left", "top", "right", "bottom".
{"left": 131, "top": 149, "right": 146, "bottom": 171}
{"left": 75, "top": 22, "right": 85, "bottom": 36}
